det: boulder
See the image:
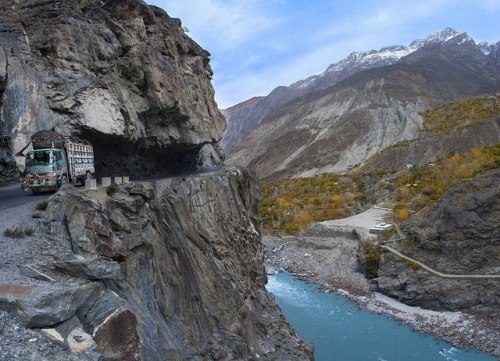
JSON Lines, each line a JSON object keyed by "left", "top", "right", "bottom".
{"left": 53, "top": 257, "right": 123, "bottom": 281}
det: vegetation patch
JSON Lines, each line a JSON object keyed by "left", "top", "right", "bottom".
{"left": 361, "top": 241, "right": 381, "bottom": 278}
{"left": 380, "top": 227, "right": 398, "bottom": 242}
{"left": 35, "top": 200, "right": 49, "bottom": 211}
{"left": 393, "top": 144, "right": 500, "bottom": 216}
{"left": 404, "top": 260, "right": 420, "bottom": 271}
{"left": 106, "top": 182, "right": 120, "bottom": 196}
{"left": 423, "top": 95, "right": 500, "bottom": 134}
{"left": 4, "top": 226, "right": 35, "bottom": 238}
{"left": 403, "top": 237, "right": 418, "bottom": 251}
{"left": 259, "top": 173, "right": 365, "bottom": 234}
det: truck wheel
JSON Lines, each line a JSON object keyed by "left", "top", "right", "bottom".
{"left": 59, "top": 175, "right": 68, "bottom": 188}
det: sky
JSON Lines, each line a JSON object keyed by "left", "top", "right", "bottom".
{"left": 146, "top": 0, "right": 499, "bottom": 109}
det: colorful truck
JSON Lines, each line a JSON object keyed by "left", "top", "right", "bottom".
{"left": 20, "top": 130, "right": 95, "bottom": 193}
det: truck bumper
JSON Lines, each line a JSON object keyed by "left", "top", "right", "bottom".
{"left": 24, "top": 180, "right": 58, "bottom": 192}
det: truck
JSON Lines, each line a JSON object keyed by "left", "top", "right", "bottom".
{"left": 20, "top": 130, "right": 95, "bottom": 193}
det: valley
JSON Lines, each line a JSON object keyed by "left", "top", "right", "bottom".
{"left": 222, "top": 29, "right": 500, "bottom": 358}
{"left": 0, "top": 1, "right": 498, "bottom": 359}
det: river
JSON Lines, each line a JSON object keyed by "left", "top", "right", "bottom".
{"left": 266, "top": 271, "right": 497, "bottom": 361}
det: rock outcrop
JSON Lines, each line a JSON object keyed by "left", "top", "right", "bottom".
{"left": 0, "top": 1, "right": 313, "bottom": 359}
{"left": 377, "top": 169, "right": 500, "bottom": 315}
{"left": 1, "top": 170, "right": 313, "bottom": 360}
{"left": 0, "top": 0, "right": 225, "bottom": 180}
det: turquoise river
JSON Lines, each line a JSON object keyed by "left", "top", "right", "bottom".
{"left": 266, "top": 271, "right": 497, "bottom": 361}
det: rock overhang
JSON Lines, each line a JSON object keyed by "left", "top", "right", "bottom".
{"left": 0, "top": 0, "right": 225, "bottom": 179}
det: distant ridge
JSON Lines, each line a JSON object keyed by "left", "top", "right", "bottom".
{"left": 223, "top": 28, "right": 500, "bottom": 179}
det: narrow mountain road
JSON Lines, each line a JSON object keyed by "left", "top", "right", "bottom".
{"left": 0, "top": 167, "right": 223, "bottom": 211}
{"left": 381, "top": 245, "right": 500, "bottom": 279}
{"left": 0, "top": 184, "right": 50, "bottom": 211}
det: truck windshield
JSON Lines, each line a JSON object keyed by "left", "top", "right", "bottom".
{"left": 26, "top": 150, "right": 54, "bottom": 167}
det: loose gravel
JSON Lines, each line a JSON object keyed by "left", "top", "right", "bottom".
{"left": 0, "top": 198, "right": 99, "bottom": 360}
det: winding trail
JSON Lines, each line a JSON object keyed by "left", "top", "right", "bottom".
{"left": 319, "top": 206, "right": 500, "bottom": 280}
{"left": 381, "top": 245, "right": 500, "bottom": 279}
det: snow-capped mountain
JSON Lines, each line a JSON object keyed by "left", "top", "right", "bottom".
{"left": 223, "top": 27, "right": 499, "bottom": 179}
{"left": 290, "top": 27, "right": 465, "bottom": 92}
{"left": 222, "top": 27, "right": 492, "bottom": 152}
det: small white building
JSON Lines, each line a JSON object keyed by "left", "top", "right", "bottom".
{"left": 369, "top": 223, "right": 394, "bottom": 234}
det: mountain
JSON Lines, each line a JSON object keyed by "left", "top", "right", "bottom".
{"left": 223, "top": 28, "right": 500, "bottom": 179}
{"left": 222, "top": 27, "right": 462, "bottom": 153}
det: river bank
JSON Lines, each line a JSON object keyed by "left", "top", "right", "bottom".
{"left": 263, "top": 232, "right": 500, "bottom": 358}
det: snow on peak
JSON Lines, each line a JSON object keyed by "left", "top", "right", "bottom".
{"left": 424, "top": 27, "right": 460, "bottom": 44}
{"left": 323, "top": 45, "right": 413, "bottom": 75}
{"left": 477, "top": 42, "right": 491, "bottom": 55}
{"left": 290, "top": 27, "right": 482, "bottom": 92}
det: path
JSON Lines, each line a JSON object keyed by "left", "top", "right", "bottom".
{"left": 318, "top": 205, "right": 500, "bottom": 279}
{"left": 381, "top": 245, "right": 500, "bottom": 279}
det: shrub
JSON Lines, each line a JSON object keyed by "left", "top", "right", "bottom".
{"left": 36, "top": 200, "right": 49, "bottom": 211}
{"left": 293, "top": 211, "right": 313, "bottom": 230}
{"left": 398, "top": 209, "right": 410, "bottom": 220}
{"left": 381, "top": 227, "right": 397, "bottom": 241}
{"left": 403, "top": 237, "right": 418, "bottom": 251}
{"left": 330, "top": 194, "right": 343, "bottom": 208}
{"left": 106, "top": 182, "right": 119, "bottom": 196}
{"left": 3, "top": 226, "right": 35, "bottom": 238}
{"left": 404, "top": 260, "right": 420, "bottom": 271}
{"left": 361, "top": 242, "right": 381, "bottom": 278}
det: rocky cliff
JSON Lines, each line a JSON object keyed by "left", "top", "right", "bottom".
{"left": 377, "top": 169, "right": 500, "bottom": 316}
{"left": 0, "top": 170, "right": 313, "bottom": 360}
{"left": 0, "top": 0, "right": 225, "bottom": 180}
{"left": 0, "top": 1, "right": 313, "bottom": 359}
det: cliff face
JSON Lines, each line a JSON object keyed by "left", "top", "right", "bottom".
{"left": 0, "top": 0, "right": 225, "bottom": 180}
{"left": 0, "top": 1, "right": 313, "bottom": 359}
{"left": 1, "top": 169, "right": 312, "bottom": 360}
{"left": 377, "top": 169, "right": 500, "bottom": 315}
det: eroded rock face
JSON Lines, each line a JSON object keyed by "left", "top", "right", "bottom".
{"left": 42, "top": 168, "right": 313, "bottom": 360}
{"left": 0, "top": 0, "right": 225, "bottom": 179}
{"left": 377, "top": 169, "right": 500, "bottom": 314}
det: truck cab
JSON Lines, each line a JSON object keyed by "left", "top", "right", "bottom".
{"left": 21, "top": 147, "right": 69, "bottom": 193}
{"left": 20, "top": 130, "right": 95, "bottom": 194}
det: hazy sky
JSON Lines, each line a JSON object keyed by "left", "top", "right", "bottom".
{"left": 146, "top": 0, "right": 499, "bottom": 109}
